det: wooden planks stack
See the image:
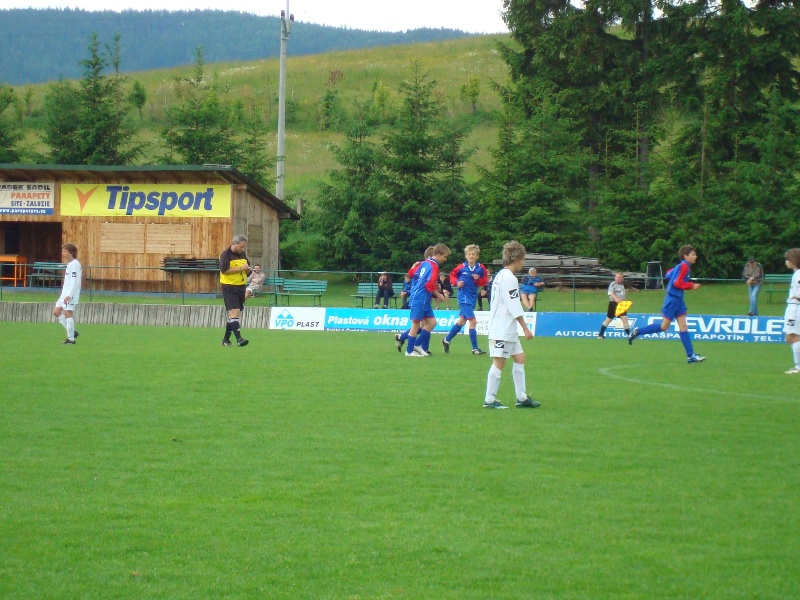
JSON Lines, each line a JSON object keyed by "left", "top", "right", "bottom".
{"left": 492, "top": 253, "right": 647, "bottom": 289}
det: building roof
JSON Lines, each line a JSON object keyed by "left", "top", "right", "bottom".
{"left": 0, "top": 163, "right": 300, "bottom": 220}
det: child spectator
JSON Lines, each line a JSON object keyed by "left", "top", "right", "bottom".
{"left": 477, "top": 268, "right": 492, "bottom": 310}
{"left": 520, "top": 267, "right": 545, "bottom": 311}
{"left": 436, "top": 272, "right": 453, "bottom": 310}
{"left": 400, "top": 275, "right": 412, "bottom": 309}
{"left": 483, "top": 241, "right": 539, "bottom": 409}
{"left": 442, "top": 244, "right": 488, "bottom": 355}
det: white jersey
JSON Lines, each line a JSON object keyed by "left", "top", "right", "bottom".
{"left": 788, "top": 270, "right": 800, "bottom": 305}
{"left": 487, "top": 267, "right": 525, "bottom": 341}
{"left": 608, "top": 281, "right": 626, "bottom": 301}
{"left": 60, "top": 258, "right": 82, "bottom": 305}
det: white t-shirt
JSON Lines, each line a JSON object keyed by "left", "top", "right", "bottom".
{"left": 60, "top": 258, "right": 82, "bottom": 304}
{"left": 788, "top": 270, "right": 800, "bottom": 305}
{"left": 487, "top": 267, "right": 524, "bottom": 341}
{"left": 608, "top": 281, "right": 626, "bottom": 301}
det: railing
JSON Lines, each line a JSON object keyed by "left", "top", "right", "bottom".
{"left": 0, "top": 262, "right": 757, "bottom": 310}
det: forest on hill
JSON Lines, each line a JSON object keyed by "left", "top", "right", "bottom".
{"left": 0, "top": 0, "right": 798, "bottom": 278}
{"left": 0, "top": 8, "right": 475, "bottom": 85}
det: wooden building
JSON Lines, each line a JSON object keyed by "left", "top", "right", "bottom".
{"left": 0, "top": 165, "right": 299, "bottom": 293}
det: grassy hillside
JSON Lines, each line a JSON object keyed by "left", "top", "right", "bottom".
{"left": 14, "top": 35, "right": 511, "bottom": 203}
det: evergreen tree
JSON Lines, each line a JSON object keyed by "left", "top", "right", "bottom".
{"left": 0, "top": 84, "right": 22, "bottom": 162}
{"left": 129, "top": 79, "right": 147, "bottom": 121}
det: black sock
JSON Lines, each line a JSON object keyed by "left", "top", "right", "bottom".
{"left": 625, "top": 328, "right": 631, "bottom": 335}
{"left": 599, "top": 325, "right": 607, "bottom": 335}
{"left": 230, "top": 319, "right": 242, "bottom": 341}
{"left": 223, "top": 321, "right": 232, "bottom": 341}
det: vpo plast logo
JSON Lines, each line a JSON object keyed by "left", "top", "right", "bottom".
{"left": 275, "top": 309, "right": 295, "bottom": 329}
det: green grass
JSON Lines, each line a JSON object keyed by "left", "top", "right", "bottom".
{"left": 1, "top": 280, "right": 789, "bottom": 317}
{"left": 1, "top": 322, "right": 799, "bottom": 598}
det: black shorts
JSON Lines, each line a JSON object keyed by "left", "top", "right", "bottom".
{"left": 606, "top": 301, "right": 625, "bottom": 319}
{"left": 222, "top": 285, "right": 246, "bottom": 311}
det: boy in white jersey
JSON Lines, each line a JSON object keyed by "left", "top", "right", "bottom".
{"left": 781, "top": 248, "right": 800, "bottom": 374}
{"left": 483, "top": 241, "right": 540, "bottom": 409}
{"left": 53, "top": 243, "right": 82, "bottom": 344}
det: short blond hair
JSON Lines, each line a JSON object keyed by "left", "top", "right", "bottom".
{"left": 502, "top": 240, "right": 526, "bottom": 266}
{"left": 464, "top": 244, "right": 480, "bottom": 256}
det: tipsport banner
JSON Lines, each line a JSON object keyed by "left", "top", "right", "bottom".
{"left": 268, "top": 308, "right": 783, "bottom": 343}
{"left": 0, "top": 182, "right": 55, "bottom": 215}
{"left": 60, "top": 184, "right": 232, "bottom": 218}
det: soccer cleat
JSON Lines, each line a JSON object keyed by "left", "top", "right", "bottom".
{"left": 221, "top": 340, "right": 232, "bottom": 346}
{"left": 597, "top": 334, "right": 604, "bottom": 339}
{"left": 413, "top": 347, "right": 430, "bottom": 357}
{"left": 516, "top": 396, "right": 541, "bottom": 408}
{"left": 395, "top": 333, "right": 405, "bottom": 353}
{"left": 442, "top": 338, "right": 450, "bottom": 353}
{"left": 784, "top": 367, "right": 800, "bottom": 374}
{"left": 686, "top": 353, "right": 706, "bottom": 364}
{"left": 483, "top": 400, "right": 509, "bottom": 409}
{"left": 61, "top": 338, "right": 76, "bottom": 344}
{"left": 472, "top": 348, "right": 486, "bottom": 355}
{"left": 73, "top": 330, "right": 79, "bottom": 339}
{"left": 405, "top": 351, "right": 424, "bottom": 358}
{"left": 628, "top": 328, "right": 639, "bottom": 345}
{"left": 237, "top": 338, "right": 249, "bottom": 347}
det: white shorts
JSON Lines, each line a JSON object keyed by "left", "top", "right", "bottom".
{"left": 488, "top": 339, "right": 523, "bottom": 359}
{"left": 56, "top": 298, "right": 77, "bottom": 312}
{"left": 783, "top": 304, "right": 800, "bottom": 335}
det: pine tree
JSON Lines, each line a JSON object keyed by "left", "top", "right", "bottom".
{"left": 0, "top": 84, "right": 22, "bottom": 162}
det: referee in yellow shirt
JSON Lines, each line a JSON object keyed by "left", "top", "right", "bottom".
{"left": 219, "top": 234, "right": 252, "bottom": 347}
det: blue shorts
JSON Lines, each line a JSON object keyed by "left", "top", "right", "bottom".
{"left": 409, "top": 303, "right": 435, "bottom": 322}
{"left": 459, "top": 303, "right": 476, "bottom": 320}
{"left": 661, "top": 294, "right": 687, "bottom": 321}
{"left": 520, "top": 286, "right": 537, "bottom": 295}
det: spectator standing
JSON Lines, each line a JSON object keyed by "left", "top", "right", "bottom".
{"left": 219, "top": 234, "right": 251, "bottom": 347}
{"left": 53, "top": 243, "right": 82, "bottom": 344}
{"left": 742, "top": 257, "right": 764, "bottom": 316}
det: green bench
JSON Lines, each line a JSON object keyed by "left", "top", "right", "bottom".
{"left": 276, "top": 279, "right": 328, "bottom": 306}
{"left": 764, "top": 273, "right": 793, "bottom": 304}
{"left": 352, "top": 282, "right": 404, "bottom": 308}
{"left": 27, "top": 261, "right": 66, "bottom": 287}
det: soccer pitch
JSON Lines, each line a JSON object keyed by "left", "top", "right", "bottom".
{"left": 1, "top": 322, "right": 798, "bottom": 599}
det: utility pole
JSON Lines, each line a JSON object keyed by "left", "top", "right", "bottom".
{"left": 276, "top": 1, "right": 293, "bottom": 200}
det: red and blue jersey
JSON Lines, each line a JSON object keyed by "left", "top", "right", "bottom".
{"left": 449, "top": 261, "right": 488, "bottom": 306}
{"left": 409, "top": 258, "right": 440, "bottom": 308}
{"left": 665, "top": 260, "right": 694, "bottom": 299}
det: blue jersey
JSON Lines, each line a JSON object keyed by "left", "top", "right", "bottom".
{"left": 409, "top": 258, "right": 440, "bottom": 309}
{"left": 520, "top": 275, "right": 543, "bottom": 294}
{"left": 665, "top": 260, "right": 693, "bottom": 300}
{"left": 449, "top": 262, "right": 487, "bottom": 307}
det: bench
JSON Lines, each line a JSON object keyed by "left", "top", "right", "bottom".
{"left": 161, "top": 257, "right": 220, "bottom": 272}
{"left": 764, "top": 273, "right": 792, "bottom": 304}
{"left": 27, "top": 261, "right": 66, "bottom": 287}
{"left": 352, "top": 282, "right": 404, "bottom": 308}
{"left": 249, "top": 276, "right": 284, "bottom": 303}
{"left": 276, "top": 279, "right": 328, "bottom": 306}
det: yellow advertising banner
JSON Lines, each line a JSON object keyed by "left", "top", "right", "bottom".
{"left": 60, "top": 184, "right": 232, "bottom": 218}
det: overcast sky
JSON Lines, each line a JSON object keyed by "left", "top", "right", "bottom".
{"left": 4, "top": 0, "right": 509, "bottom": 33}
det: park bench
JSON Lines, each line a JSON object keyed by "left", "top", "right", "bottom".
{"left": 352, "top": 282, "right": 404, "bottom": 308}
{"left": 250, "top": 276, "right": 284, "bottom": 303}
{"left": 27, "top": 261, "right": 66, "bottom": 287}
{"left": 276, "top": 279, "right": 328, "bottom": 306}
{"left": 764, "top": 273, "right": 793, "bottom": 304}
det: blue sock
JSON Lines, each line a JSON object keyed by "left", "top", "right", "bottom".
{"left": 469, "top": 328, "right": 478, "bottom": 349}
{"left": 445, "top": 323, "right": 462, "bottom": 343}
{"left": 407, "top": 335, "right": 417, "bottom": 353}
{"left": 638, "top": 323, "right": 662, "bottom": 336}
{"left": 399, "top": 329, "right": 409, "bottom": 342}
{"left": 419, "top": 329, "right": 431, "bottom": 351}
{"left": 679, "top": 331, "right": 694, "bottom": 356}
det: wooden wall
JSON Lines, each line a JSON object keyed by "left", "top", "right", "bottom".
{"left": 0, "top": 172, "right": 283, "bottom": 294}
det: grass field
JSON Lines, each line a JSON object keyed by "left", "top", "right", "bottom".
{"left": 1, "top": 322, "right": 798, "bottom": 598}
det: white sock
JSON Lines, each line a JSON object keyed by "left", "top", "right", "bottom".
{"left": 66, "top": 317, "right": 75, "bottom": 340}
{"left": 485, "top": 365, "right": 502, "bottom": 403}
{"left": 512, "top": 363, "right": 527, "bottom": 401}
{"left": 58, "top": 314, "right": 68, "bottom": 333}
{"left": 792, "top": 341, "right": 800, "bottom": 368}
